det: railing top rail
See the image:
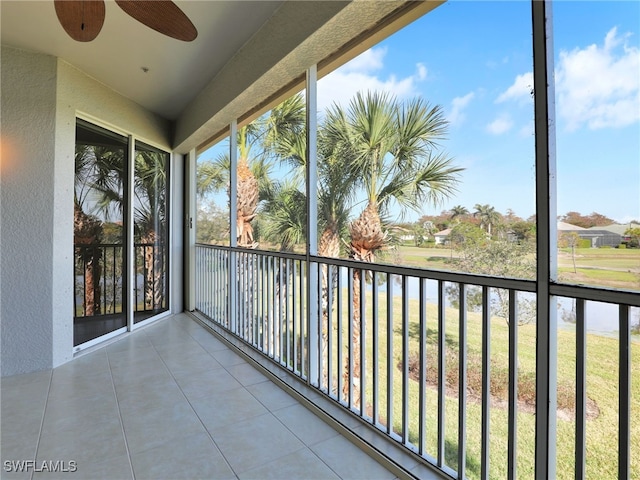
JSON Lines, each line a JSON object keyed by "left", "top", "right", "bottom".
{"left": 195, "top": 243, "right": 307, "bottom": 262}
{"left": 551, "top": 283, "right": 640, "bottom": 308}
{"left": 74, "top": 243, "right": 165, "bottom": 248}
{"left": 195, "top": 243, "right": 537, "bottom": 292}
{"left": 195, "top": 244, "right": 640, "bottom": 306}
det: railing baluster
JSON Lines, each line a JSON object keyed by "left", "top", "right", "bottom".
{"left": 337, "top": 265, "right": 343, "bottom": 403}
{"left": 508, "top": 289, "right": 518, "bottom": 480}
{"left": 270, "top": 255, "right": 275, "bottom": 356}
{"left": 437, "top": 280, "right": 445, "bottom": 467}
{"left": 293, "top": 259, "right": 298, "bottom": 373}
{"left": 372, "top": 271, "right": 379, "bottom": 425}
{"left": 481, "top": 286, "right": 491, "bottom": 480}
{"left": 387, "top": 272, "right": 393, "bottom": 436}
{"left": 347, "top": 267, "right": 354, "bottom": 408}
{"left": 419, "top": 277, "right": 426, "bottom": 456}
{"left": 285, "top": 259, "right": 291, "bottom": 368}
{"left": 328, "top": 265, "right": 335, "bottom": 396}
{"left": 360, "top": 268, "right": 366, "bottom": 415}
{"left": 402, "top": 275, "right": 409, "bottom": 446}
{"left": 300, "top": 260, "right": 306, "bottom": 379}
{"left": 575, "top": 298, "right": 586, "bottom": 480}
{"left": 458, "top": 283, "right": 467, "bottom": 477}
{"left": 278, "top": 257, "right": 284, "bottom": 364}
{"left": 102, "top": 247, "right": 107, "bottom": 313}
{"left": 619, "top": 304, "right": 630, "bottom": 480}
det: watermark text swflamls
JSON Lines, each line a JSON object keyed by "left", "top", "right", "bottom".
{"left": 3, "top": 460, "right": 77, "bottom": 473}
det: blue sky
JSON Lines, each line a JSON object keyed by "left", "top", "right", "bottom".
{"left": 316, "top": 0, "right": 640, "bottom": 224}
{"left": 200, "top": 1, "right": 639, "bottom": 225}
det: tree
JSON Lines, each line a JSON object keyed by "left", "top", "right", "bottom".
{"left": 559, "top": 231, "right": 580, "bottom": 273}
{"left": 449, "top": 205, "right": 469, "bottom": 223}
{"left": 332, "top": 91, "right": 463, "bottom": 404}
{"left": 133, "top": 147, "right": 168, "bottom": 311}
{"left": 74, "top": 143, "right": 126, "bottom": 316}
{"left": 261, "top": 98, "right": 362, "bottom": 387}
{"left": 197, "top": 94, "right": 305, "bottom": 249}
{"left": 473, "top": 203, "right": 501, "bottom": 236}
{"left": 451, "top": 237, "right": 537, "bottom": 325}
{"left": 196, "top": 199, "right": 230, "bottom": 244}
{"left": 510, "top": 220, "right": 536, "bottom": 243}
{"left": 624, "top": 227, "right": 640, "bottom": 248}
{"left": 560, "top": 211, "right": 615, "bottom": 229}
{"left": 418, "top": 211, "right": 451, "bottom": 232}
{"left": 448, "top": 222, "right": 487, "bottom": 248}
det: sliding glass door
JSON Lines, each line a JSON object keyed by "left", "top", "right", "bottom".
{"left": 74, "top": 121, "right": 128, "bottom": 345}
{"left": 73, "top": 121, "right": 169, "bottom": 347}
{"left": 133, "top": 142, "right": 169, "bottom": 323}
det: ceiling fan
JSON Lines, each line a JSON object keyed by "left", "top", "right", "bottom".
{"left": 54, "top": 0, "right": 198, "bottom": 42}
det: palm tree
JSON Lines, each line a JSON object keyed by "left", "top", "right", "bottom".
{"left": 473, "top": 203, "right": 501, "bottom": 236}
{"left": 74, "top": 144, "right": 127, "bottom": 317}
{"left": 132, "top": 148, "right": 168, "bottom": 311}
{"left": 198, "top": 95, "right": 305, "bottom": 249}
{"left": 335, "top": 91, "right": 463, "bottom": 404}
{"left": 450, "top": 205, "right": 469, "bottom": 223}
{"left": 259, "top": 99, "right": 360, "bottom": 386}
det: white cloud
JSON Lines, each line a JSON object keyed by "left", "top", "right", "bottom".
{"left": 318, "top": 47, "right": 427, "bottom": 112}
{"left": 496, "top": 72, "right": 533, "bottom": 104}
{"left": 486, "top": 114, "right": 513, "bottom": 135}
{"left": 447, "top": 92, "right": 475, "bottom": 126}
{"left": 340, "top": 47, "right": 386, "bottom": 74}
{"left": 555, "top": 27, "right": 640, "bottom": 131}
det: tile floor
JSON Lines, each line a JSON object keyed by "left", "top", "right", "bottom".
{"left": 1, "top": 314, "right": 399, "bottom": 480}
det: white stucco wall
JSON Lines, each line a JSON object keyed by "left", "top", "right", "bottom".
{"left": 1, "top": 46, "right": 175, "bottom": 376}
{"left": 1, "top": 47, "right": 59, "bottom": 375}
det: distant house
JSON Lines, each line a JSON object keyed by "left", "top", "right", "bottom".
{"left": 590, "top": 223, "right": 640, "bottom": 236}
{"left": 559, "top": 221, "right": 622, "bottom": 247}
{"left": 557, "top": 221, "right": 586, "bottom": 231}
{"left": 434, "top": 228, "right": 452, "bottom": 245}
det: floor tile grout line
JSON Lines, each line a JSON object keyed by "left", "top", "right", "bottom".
{"left": 145, "top": 324, "right": 240, "bottom": 478}
{"left": 182, "top": 319, "right": 349, "bottom": 478}
{"left": 187, "top": 313, "right": 407, "bottom": 479}
{"left": 176, "top": 317, "right": 348, "bottom": 476}
{"left": 106, "top": 343, "right": 141, "bottom": 480}
{"left": 28, "top": 369, "right": 53, "bottom": 480}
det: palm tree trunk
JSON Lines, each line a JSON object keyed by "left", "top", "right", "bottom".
{"left": 141, "top": 231, "right": 164, "bottom": 310}
{"left": 83, "top": 246, "right": 102, "bottom": 316}
{"left": 343, "top": 267, "right": 363, "bottom": 404}
{"left": 319, "top": 225, "right": 340, "bottom": 391}
{"left": 74, "top": 203, "right": 103, "bottom": 317}
{"left": 344, "top": 203, "right": 385, "bottom": 407}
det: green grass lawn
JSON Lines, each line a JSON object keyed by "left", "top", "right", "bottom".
{"left": 382, "top": 245, "right": 640, "bottom": 291}
{"left": 323, "top": 290, "right": 640, "bottom": 480}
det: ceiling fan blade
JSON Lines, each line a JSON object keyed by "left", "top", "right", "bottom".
{"left": 115, "top": 1, "right": 197, "bottom": 42}
{"left": 54, "top": 0, "right": 105, "bottom": 42}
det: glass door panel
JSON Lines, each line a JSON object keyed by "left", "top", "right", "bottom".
{"left": 74, "top": 121, "right": 128, "bottom": 346}
{"left": 133, "top": 142, "right": 169, "bottom": 323}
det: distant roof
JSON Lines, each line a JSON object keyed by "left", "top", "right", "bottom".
{"left": 557, "top": 221, "right": 585, "bottom": 231}
{"left": 434, "top": 228, "right": 452, "bottom": 236}
{"left": 576, "top": 230, "right": 622, "bottom": 237}
{"left": 587, "top": 223, "right": 640, "bottom": 235}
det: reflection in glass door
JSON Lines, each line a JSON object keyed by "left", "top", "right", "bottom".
{"left": 73, "top": 123, "right": 170, "bottom": 346}
{"left": 74, "top": 121, "right": 128, "bottom": 346}
{"left": 133, "top": 142, "right": 169, "bottom": 323}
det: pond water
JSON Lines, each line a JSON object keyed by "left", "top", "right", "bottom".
{"left": 346, "top": 272, "right": 639, "bottom": 338}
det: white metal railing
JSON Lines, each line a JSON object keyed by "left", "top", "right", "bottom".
{"left": 194, "top": 243, "right": 638, "bottom": 479}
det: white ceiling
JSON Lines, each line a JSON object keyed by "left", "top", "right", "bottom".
{"left": 1, "top": 0, "right": 284, "bottom": 120}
